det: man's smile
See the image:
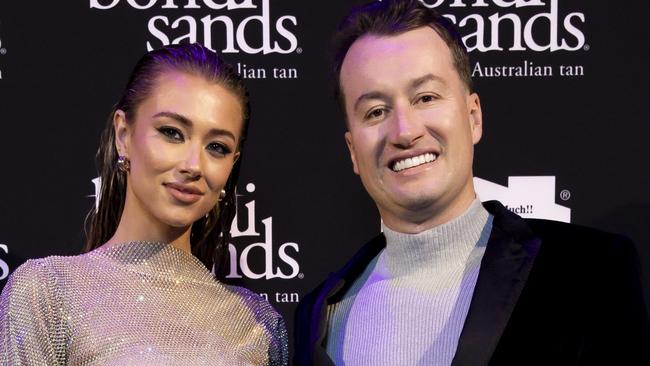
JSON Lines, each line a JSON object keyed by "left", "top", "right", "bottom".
{"left": 391, "top": 152, "right": 438, "bottom": 172}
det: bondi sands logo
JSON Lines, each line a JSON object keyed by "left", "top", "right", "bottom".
{"left": 89, "top": 0, "right": 299, "bottom": 54}
{"left": 227, "top": 183, "right": 301, "bottom": 280}
{"left": 419, "top": 0, "right": 586, "bottom": 52}
{"left": 0, "top": 244, "right": 9, "bottom": 281}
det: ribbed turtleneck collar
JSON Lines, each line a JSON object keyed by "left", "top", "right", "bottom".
{"left": 380, "top": 199, "right": 492, "bottom": 277}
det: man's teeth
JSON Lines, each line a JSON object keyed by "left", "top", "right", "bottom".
{"left": 393, "top": 153, "right": 437, "bottom": 172}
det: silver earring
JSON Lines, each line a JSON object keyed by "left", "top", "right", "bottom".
{"left": 218, "top": 189, "right": 226, "bottom": 202}
{"left": 117, "top": 155, "right": 130, "bottom": 172}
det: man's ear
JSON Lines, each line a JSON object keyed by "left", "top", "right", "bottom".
{"left": 467, "top": 93, "right": 483, "bottom": 144}
{"left": 113, "top": 110, "right": 132, "bottom": 157}
{"left": 344, "top": 131, "right": 360, "bottom": 175}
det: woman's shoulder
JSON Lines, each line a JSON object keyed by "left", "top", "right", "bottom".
{"left": 5, "top": 252, "right": 94, "bottom": 291}
{"left": 4, "top": 258, "right": 48, "bottom": 291}
{"left": 7, "top": 255, "right": 61, "bottom": 284}
{"left": 219, "top": 282, "right": 287, "bottom": 331}
{"left": 221, "top": 282, "right": 282, "bottom": 318}
{"left": 220, "top": 283, "right": 288, "bottom": 361}
{"left": 0, "top": 255, "right": 72, "bottom": 310}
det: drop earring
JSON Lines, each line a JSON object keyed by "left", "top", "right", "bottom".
{"left": 117, "top": 155, "right": 130, "bottom": 172}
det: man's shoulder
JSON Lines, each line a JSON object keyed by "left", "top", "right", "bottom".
{"left": 485, "top": 200, "right": 633, "bottom": 254}
{"left": 507, "top": 216, "right": 641, "bottom": 288}
{"left": 525, "top": 217, "right": 626, "bottom": 241}
{"left": 522, "top": 217, "right": 635, "bottom": 258}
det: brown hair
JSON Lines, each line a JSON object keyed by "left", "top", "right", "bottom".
{"left": 84, "top": 43, "right": 249, "bottom": 277}
{"left": 332, "top": 0, "right": 473, "bottom": 117}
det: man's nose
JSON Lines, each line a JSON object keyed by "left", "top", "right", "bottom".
{"left": 387, "top": 106, "right": 425, "bottom": 148}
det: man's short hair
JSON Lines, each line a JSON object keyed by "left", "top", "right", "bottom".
{"left": 332, "top": 0, "right": 473, "bottom": 118}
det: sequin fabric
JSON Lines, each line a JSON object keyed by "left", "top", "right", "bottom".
{"left": 0, "top": 242, "right": 288, "bottom": 365}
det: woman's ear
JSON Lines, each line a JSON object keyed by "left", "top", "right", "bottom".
{"left": 113, "top": 109, "right": 131, "bottom": 157}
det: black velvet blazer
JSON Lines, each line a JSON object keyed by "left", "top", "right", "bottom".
{"left": 294, "top": 201, "right": 650, "bottom": 365}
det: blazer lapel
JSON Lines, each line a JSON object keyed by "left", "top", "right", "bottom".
{"left": 309, "top": 274, "right": 343, "bottom": 366}
{"left": 452, "top": 201, "right": 541, "bottom": 366}
{"left": 310, "top": 235, "right": 387, "bottom": 365}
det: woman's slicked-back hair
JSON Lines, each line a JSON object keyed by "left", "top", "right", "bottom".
{"left": 332, "top": 0, "right": 472, "bottom": 116}
{"left": 85, "top": 43, "right": 250, "bottom": 277}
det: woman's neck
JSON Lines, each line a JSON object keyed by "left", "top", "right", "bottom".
{"left": 104, "top": 196, "right": 193, "bottom": 254}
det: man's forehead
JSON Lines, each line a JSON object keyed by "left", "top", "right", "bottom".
{"left": 339, "top": 27, "right": 455, "bottom": 98}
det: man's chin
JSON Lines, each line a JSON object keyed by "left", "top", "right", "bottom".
{"left": 395, "top": 194, "right": 439, "bottom": 213}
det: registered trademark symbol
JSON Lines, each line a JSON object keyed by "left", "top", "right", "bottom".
{"left": 0, "top": 48, "right": 6, "bottom": 55}
{"left": 560, "top": 190, "right": 571, "bottom": 201}
{"left": 583, "top": 44, "right": 590, "bottom": 51}
{"left": 296, "top": 47, "right": 303, "bottom": 54}
{"left": 298, "top": 273, "right": 304, "bottom": 279}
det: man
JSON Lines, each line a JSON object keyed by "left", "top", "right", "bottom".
{"left": 294, "top": 0, "right": 650, "bottom": 365}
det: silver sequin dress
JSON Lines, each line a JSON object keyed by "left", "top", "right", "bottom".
{"left": 0, "top": 242, "right": 288, "bottom": 365}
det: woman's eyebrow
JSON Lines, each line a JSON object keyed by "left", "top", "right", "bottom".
{"left": 153, "top": 111, "right": 236, "bottom": 141}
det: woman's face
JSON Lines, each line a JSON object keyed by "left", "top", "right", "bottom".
{"left": 114, "top": 71, "right": 243, "bottom": 230}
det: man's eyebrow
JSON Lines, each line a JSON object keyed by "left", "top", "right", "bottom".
{"left": 152, "top": 111, "right": 237, "bottom": 141}
{"left": 409, "top": 74, "right": 445, "bottom": 92}
{"left": 353, "top": 91, "right": 390, "bottom": 112}
{"left": 352, "top": 74, "right": 446, "bottom": 112}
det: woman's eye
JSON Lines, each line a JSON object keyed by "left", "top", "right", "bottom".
{"left": 158, "top": 127, "right": 184, "bottom": 142}
{"left": 207, "top": 142, "right": 232, "bottom": 156}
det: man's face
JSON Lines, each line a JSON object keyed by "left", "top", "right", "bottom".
{"left": 340, "top": 27, "right": 483, "bottom": 232}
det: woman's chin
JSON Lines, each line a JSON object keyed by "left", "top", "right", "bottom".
{"left": 159, "top": 215, "right": 198, "bottom": 230}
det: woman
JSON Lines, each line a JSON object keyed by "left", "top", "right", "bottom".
{"left": 0, "top": 43, "right": 288, "bottom": 365}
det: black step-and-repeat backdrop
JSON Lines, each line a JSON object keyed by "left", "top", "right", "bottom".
{"left": 1, "top": 0, "right": 649, "bottom": 346}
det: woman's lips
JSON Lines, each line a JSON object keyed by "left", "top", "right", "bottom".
{"left": 164, "top": 183, "right": 204, "bottom": 204}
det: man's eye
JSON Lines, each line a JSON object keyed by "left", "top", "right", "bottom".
{"left": 365, "top": 108, "right": 385, "bottom": 120}
{"left": 158, "top": 127, "right": 184, "bottom": 142}
{"left": 416, "top": 94, "right": 436, "bottom": 104}
{"left": 207, "top": 142, "right": 232, "bottom": 156}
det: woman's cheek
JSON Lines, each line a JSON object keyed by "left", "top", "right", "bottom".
{"left": 205, "top": 159, "right": 235, "bottom": 191}
{"left": 145, "top": 139, "right": 180, "bottom": 172}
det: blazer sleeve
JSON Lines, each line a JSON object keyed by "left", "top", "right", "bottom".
{"left": 583, "top": 235, "right": 650, "bottom": 364}
{"left": 0, "top": 259, "right": 66, "bottom": 366}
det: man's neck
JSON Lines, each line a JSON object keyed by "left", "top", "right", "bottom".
{"left": 380, "top": 194, "right": 478, "bottom": 234}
